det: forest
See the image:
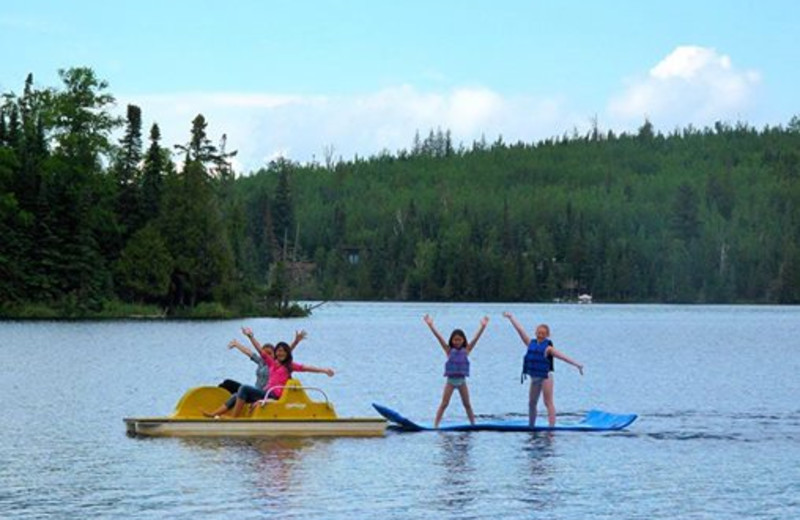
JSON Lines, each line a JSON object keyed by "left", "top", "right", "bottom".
{"left": 1, "top": 68, "right": 799, "bottom": 318}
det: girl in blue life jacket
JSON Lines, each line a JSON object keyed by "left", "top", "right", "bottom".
{"left": 423, "top": 314, "right": 489, "bottom": 428}
{"left": 503, "top": 312, "right": 584, "bottom": 427}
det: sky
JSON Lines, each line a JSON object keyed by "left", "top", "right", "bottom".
{"left": 1, "top": 0, "right": 798, "bottom": 172}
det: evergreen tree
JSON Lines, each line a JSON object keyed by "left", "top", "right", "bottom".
{"left": 114, "top": 224, "right": 173, "bottom": 303}
{"left": 115, "top": 104, "right": 143, "bottom": 237}
{"left": 671, "top": 182, "right": 700, "bottom": 242}
{"left": 43, "top": 67, "right": 121, "bottom": 309}
{"left": 140, "top": 123, "right": 168, "bottom": 223}
{"left": 270, "top": 157, "right": 295, "bottom": 254}
{"left": 159, "top": 120, "right": 235, "bottom": 309}
{"left": 174, "top": 114, "right": 220, "bottom": 169}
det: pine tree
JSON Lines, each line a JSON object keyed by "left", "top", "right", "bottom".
{"left": 141, "top": 123, "right": 168, "bottom": 223}
{"left": 270, "top": 158, "right": 295, "bottom": 254}
{"left": 671, "top": 182, "right": 700, "bottom": 241}
{"left": 159, "top": 118, "right": 235, "bottom": 309}
{"left": 174, "top": 114, "right": 219, "bottom": 168}
{"left": 115, "top": 104, "right": 143, "bottom": 236}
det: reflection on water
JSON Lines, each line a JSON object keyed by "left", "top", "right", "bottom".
{"left": 436, "top": 432, "right": 475, "bottom": 511}
{"left": 177, "top": 437, "right": 328, "bottom": 499}
{"left": 247, "top": 438, "right": 321, "bottom": 496}
{"left": 521, "top": 433, "right": 555, "bottom": 508}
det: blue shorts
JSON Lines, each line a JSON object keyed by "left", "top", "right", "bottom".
{"left": 447, "top": 377, "right": 467, "bottom": 387}
{"left": 236, "top": 384, "right": 267, "bottom": 403}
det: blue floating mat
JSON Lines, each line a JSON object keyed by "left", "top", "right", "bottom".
{"left": 372, "top": 403, "right": 637, "bottom": 432}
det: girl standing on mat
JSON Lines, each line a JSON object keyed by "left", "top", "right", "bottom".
{"left": 423, "top": 314, "right": 489, "bottom": 428}
{"left": 503, "top": 312, "right": 584, "bottom": 427}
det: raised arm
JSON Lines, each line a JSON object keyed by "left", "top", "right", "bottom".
{"left": 423, "top": 314, "right": 448, "bottom": 353}
{"left": 466, "top": 316, "right": 489, "bottom": 354}
{"left": 241, "top": 327, "right": 265, "bottom": 356}
{"left": 547, "top": 346, "right": 584, "bottom": 375}
{"left": 502, "top": 312, "right": 531, "bottom": 346}
{"left": 228, "top": 339, "right": 254, "bottom": 358}
{"left": 299, "top": 365, "right": 335, "bottom": 377}
{"left": 289, "top": 330, "right": 308, "bottom": 351}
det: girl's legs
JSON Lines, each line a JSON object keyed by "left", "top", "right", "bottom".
{"left": 202, "top": 394, "right": 237, "bottom": 417}
{"left": 456, "top": 384, "right": 476, "bottom": 425}
{"left": 542, "top": 373, "right": 556, "bottom": 427}
{"left": 434, "top": 383, "right": 456, "bottom": 428}
{"left": 231, "top": 397, "right": 246, "bottom": 417}
{"left": 528, "top": 378, "right": 544, "bottom": 427}
{"left": 231, "top": 385, "right": 266, "bottom": 417}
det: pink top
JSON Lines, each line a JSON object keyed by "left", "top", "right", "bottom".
{"left": 261, "top": 353, "right": 305, "bottom": 398}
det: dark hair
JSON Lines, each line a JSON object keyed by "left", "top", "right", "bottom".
{"left": 448, "top": 329, "right": 468, "bottom": 350}
{"left": 274, "top": 342, "right": 294, "bottom": 376}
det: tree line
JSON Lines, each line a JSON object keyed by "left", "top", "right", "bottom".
{"left": 1, "top": 68, "right": 799, "bottom": 318}
{"left": 0, "top": 68, "right": 298, "bottom": 317}
{"left": 252, "top": 120, "right": 800, "bottom": 304}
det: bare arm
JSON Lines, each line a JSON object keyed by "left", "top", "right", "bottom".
{"left": 423, "top": 314, "right": 449, "bottom": 353}
{"left": 228, "top": 339, "right": 254, "bottom": 358}
{"left": 241, "top": 327, "right": 264, "bottom": 356}
{"left": 502, "top": 312, "right": 531, "bottom": 346}
{"left": 299, "top": 365, "right": 335, "bottom": 377}
{"left": 547, "top": 346, "right": 584, "bottom": 375}
{"left": 467, "top": 316, "right": 489, "bottom": 354}
{"left": 289, "top": 330, "right": 308, "bottom": 351}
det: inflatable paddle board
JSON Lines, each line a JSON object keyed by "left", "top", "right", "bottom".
{"left": 372, "top": 403, "right": 636, "bottom": 432}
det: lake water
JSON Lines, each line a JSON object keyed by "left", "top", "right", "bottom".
{"left": 1, "top": 302, "right": 798, "bottom": 519}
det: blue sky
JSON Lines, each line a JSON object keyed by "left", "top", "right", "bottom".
{"left": 1, "top": 1, "right": 798, "bottom": 171}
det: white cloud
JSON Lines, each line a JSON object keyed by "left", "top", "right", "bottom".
{"left": 118, "top": 86, "right": 578, "bottom": 173}
{"left": 114, "top": 46, "right": 763, "bottom": 173}
{"left": 608, "top": 46, "right": 761, "bottom": 129}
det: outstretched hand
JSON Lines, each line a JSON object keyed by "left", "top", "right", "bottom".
{"left": 502, "top": 311, "right": 512, "bottom": 319}
{"left": 325, "top": 368, "right": 335, "bottom": 377}
{"left": 578, "top": 365, "right": 585, "bottom": 376}
{"left": 228, "top": 339, "right": 241, "bottom": 350}
{"left": 423, "top": 314, "right": 433, "bottom": 326}
{"left": 480, "top": 316, "right": 489, "bottom": 327}
{"left": 295, "top": 329, "right": 308, "bottom": 342}
{"left": 241, "top": 327, "right": 253, "bottom": 337}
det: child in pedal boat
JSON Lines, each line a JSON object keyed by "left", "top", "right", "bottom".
{"left": 203, "top": 330, "right": 331, "bottom": 418}
{"left": 216, "top": 327, "right": 304, "bottom": 395}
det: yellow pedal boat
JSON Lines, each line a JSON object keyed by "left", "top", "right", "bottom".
{"left": 124, "top": 379, "right": 386, "bottom": 438}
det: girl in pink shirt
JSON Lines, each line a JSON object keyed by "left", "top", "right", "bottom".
{"left": 260, "top": 342, "right": 334, "bottom": 399}
{"left": 218, "top": 342, "right": 334, "bottom": 417}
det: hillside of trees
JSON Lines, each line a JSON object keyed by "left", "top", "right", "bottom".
{"left": 1, "top": 68, "right": 799, "bottom": 318}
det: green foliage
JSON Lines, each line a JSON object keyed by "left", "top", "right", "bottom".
{"left": 114, "top": 224, "right": 173, "bottom": 303}
{"left": 158, "top": 159, "right": 235, "bottom": 308}
{"left": 141, "top": 123, "right": 169, "bottom": 222}
{"left": 2, "top": 67, "right": 800, "bottom": 316}
{"left": 114, "top": 104, "right": 143, "bottom": 238}
{"left": 250, "top": 116, "right": 800, "bottom": 304}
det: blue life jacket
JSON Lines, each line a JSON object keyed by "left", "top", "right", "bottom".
{"left": 444, "top": 347, "right": 470, "bottom": 377}
{"left": 522, "top": 339, "right": 551, "bottom": 381}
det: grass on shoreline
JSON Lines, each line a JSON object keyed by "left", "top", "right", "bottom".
{"left": 0, "top": 300, "right": 310, "bottom": 320}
